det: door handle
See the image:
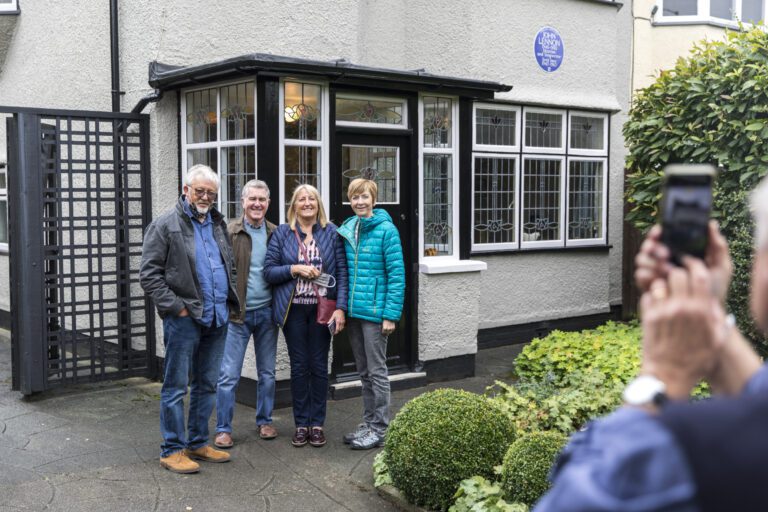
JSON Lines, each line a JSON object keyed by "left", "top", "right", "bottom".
{"left": 400, "top": 213, "right": 406, "bottom": 221}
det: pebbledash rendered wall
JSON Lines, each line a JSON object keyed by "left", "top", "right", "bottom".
{"left": 0, "top": 0, "right": 632, "bottom": 381}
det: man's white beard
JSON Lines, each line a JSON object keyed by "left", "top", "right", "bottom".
{"left": 196, "top": 205, "right": 210, "bottom": 214}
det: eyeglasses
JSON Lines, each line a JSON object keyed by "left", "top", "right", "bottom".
{"left": 192, "top": 188, "right": 218, "bottom": 199}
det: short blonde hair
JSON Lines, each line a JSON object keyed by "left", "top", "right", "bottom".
{"left": 347, "top": 178, "right": 378, "bottom": 204}
{"left": 287, "top": 184, "right": 328, "bottom": 230}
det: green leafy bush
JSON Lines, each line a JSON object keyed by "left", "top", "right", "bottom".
{"left": 488, "top": 371, "right": 624, "bottom": 434}
{"left": 385, "top": 389, "right": 516, "bottom": 511}
{"left": 373, "top": 450, "right": 392, "bottom": 488}
{"left": 501, "top": 431, "right": 568, "bottom": 507}
{"left": 450, "top": 476, "right": 529, "bottom": 512}
{"left": 623, "top": 26, "right": 768, "bottom": 352}
{"left": 513, "top": 321, "right": 641, "bottom": 385}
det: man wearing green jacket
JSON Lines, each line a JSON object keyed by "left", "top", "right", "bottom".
{"left": 337, "top": 178, "right": 405, "bottom": 450}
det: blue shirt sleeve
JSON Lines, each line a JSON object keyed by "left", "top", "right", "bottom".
{"left": 742, "top": 363, "right": 768, "bottom": 396}
{"left": 534, "top": 407, "right": 699, "bottom": 512}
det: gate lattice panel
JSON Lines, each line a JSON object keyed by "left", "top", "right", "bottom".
{"left": 6, "top": 109, "right": 156, "bottom": 394}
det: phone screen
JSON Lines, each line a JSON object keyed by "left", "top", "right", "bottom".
{"left": 661, "top": 169, "right": 713, "bottom": 264}
{"left": 327, "top": 319, "right": 336, "bottom": 336}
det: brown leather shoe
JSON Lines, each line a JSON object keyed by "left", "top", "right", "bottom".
{"left": 259, "top": 424, "right": 278, "bottom": 440}
{"left": 214, "top": 432, "right": 233, "bottom": 449}
{"left": 309, "top": 426, "right": 326, "bottom": 447}
{"left": 160, "top": 451, "right": 200, "bottom": 474}
{"left": 292, "top": 427, "right": 309, "bottom": 447}
{"left": 185, "top": 445, "right": 231, "bottom": 463}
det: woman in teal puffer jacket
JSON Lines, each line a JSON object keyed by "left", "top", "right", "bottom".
{"left": 337, "top": 178, "right": 405, "bottom": 450}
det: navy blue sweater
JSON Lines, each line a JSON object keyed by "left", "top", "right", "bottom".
{"left": 263, "top": 222, "right": 348, "bottom": 327}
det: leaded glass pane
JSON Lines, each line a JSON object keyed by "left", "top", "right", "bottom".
{"left": 570, "top": 115, "right": 605, "bottom": 151}
{"left": 525, "top": 111, "right": 563, "bottom": 149}
{"left": 568, "top": 160, "right": 604, "bottom": 240}
{"left": 0, "top": 199, "right": 6, "bottom": 244}
{"left": 186, "top": 87, "right": 217, "bottom": 144}
{"left": 0, "top": 171, "right": 5, "bottom": 189}
{"left": 220, "top": 146, "right": 256, "bottom": 220}
{"left": 474, "top": 157, "right": 516, "bottom": 246}
{"left": 475, "top": 108, "right": 516, "bottom": 147}
{"left": 522, "top": 159, "right": 561, "bottom": 242}
{"left": 742, "top": 0, "right": 763, "bottom": 21}
{"left": 342, "top": 145, "right": 398, "bottom": 203}
{"left": 663, "top": 0, "right": 697, "bottom": 15}
{"left": 424, "top": 154, "right": 452, "bottom": 256}
{"left": 423, "top": 97, "right": 453, "bottom": 149}
{"left": 284, "top": 82, "right": 321, "bottom": 141}
{"left": 187, "top": 148, "right": 218, "bottom": 172}
{"left": 711, "top": 0, "right": 734, "bottom": 19}
{"left": 284, "top": 146, "right": 320, "bottom": 213}
{"left": 220, "top": 82, "right": 255, "bottom": 141}
{"left": 336, "top": 98, "right": 404, "bottom": 125}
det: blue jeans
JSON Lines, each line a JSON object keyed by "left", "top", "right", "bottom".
{"left": 216, "top": 306, "right": 278, "bottom": 432}
{"left": 160, "top": 315, "right": 227, "bottom": 458}
{"left": 282, "top": 303, "right": 332, "bottom": 427}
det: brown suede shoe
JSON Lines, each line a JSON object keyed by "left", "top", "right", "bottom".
{"left": 214, "top": 432, "right": 233, "bottom": 449}
{"left": 185, "top": 445, "right": 231, "bottom": 463}
{"left": 259, "top": 424, "right": 278, "bottom": 440}
{"left": 160, "top": 451, "right": 200, "bottom": 474}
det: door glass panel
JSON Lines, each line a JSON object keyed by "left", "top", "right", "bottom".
{"left": 336, "top": 98, "right": 404, "bottom": 126}
{"left": 341, "top": 145, "right": 399, "bottom": 204}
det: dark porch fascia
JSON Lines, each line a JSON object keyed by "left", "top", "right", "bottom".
{"left": 148, "top": 54, "right": 512, "bottom": 98}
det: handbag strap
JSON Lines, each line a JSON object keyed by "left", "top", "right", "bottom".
{"left": 293, "top": 228, "right": 323, "bottom": 298}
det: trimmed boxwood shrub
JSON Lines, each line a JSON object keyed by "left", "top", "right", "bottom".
{"left": 501, "top": 431, "right": 568, "bottom": 506}
{"left": 385, "top": 388, "right": 516, "bottom": 511}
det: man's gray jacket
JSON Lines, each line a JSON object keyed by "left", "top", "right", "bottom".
{"left": 139, "top": 196, "right": 239, "bottom": 320}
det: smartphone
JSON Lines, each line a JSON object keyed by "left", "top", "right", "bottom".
{"left": 660, "top": 164, "right": 716, "bottom": 265}
{"left": 327, "top": 319, "right": 336, "bottom": 336}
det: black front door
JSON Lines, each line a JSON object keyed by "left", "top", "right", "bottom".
{"left": 329, "top": 132, "right": 412, "bottom": 379}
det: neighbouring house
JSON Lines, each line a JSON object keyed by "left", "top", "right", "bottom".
{"left": 0, "top": 0, "right": 631, "bottom": 402}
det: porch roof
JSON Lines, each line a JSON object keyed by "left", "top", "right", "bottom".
{"left": 148, "top": 53, "right": 512, "bottom": 98}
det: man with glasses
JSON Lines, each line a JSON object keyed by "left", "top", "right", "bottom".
{"left": 140, "top": 164, "right": 239, "bottom": 474}
{"left": 214, "top": 180, "right": 279, "bottom": 448}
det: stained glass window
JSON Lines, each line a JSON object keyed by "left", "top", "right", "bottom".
{"left": 522, "top": 158, "right": 562, "bottom": 243}
{"left": 524, "top": 111, "right": 564, "bottom": 150}
{"left": 473, "top": 156, "right": 516, "bottom": 247}
{"left": 475, "top": 107, "right": 517, "bottom": 147}
{"left": 424, "top": 155, "right": 453, "bottom": 255}
{"left": 336, "top": 97, "right": 405, "bottom": 126}
{"left": 423, "top": 96, "right": 453, "bottom": 149}
{"left": 570, "top": 114, "right": 605, "bottom": 152}
{"left": 568, "top": 160, "right": 605, "bottom": 241}
{"left": 284, "top": 82, "right": 321, "bottom": 141}
{"left": 342, "top": 145, "right": 398, "bottom": 203}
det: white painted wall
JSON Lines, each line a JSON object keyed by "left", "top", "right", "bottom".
{"left": 0, "top": 0, "right": 632, "bottom": 370}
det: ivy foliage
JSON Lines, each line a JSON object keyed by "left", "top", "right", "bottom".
{"left": 623, "top": 26, "right": 768, "bottom": 351}
{"left": 450, "top": 476, "right": 530, "bottom": 512}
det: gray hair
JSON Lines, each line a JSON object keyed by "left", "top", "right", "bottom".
{"left": 241, "top": 179, "right": 270, "bottom": 199}
{"left": 185, "top": 164, "right": 220, "bottom": 189}
{"left": 752, "top": 177, "right": 768, "bottom": 250}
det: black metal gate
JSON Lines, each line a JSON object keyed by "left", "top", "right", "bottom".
{"left": 4, "top": 108, "right": 156, "bottom": 394}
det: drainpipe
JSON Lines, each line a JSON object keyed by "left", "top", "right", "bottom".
{"left": 110, "top": 0, "right": 121, "bottom": 112}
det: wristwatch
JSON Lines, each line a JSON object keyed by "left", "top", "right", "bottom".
{"left": 622, "top": 375, "right": 669, "bottom": 407}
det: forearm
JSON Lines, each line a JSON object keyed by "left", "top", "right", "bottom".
{"left": 707, "top": 329, "right": 763, "bottom": 395}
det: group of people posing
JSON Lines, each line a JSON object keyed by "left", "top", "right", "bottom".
{"left": 139, "top": 164, "right": 405, "bottom": 474}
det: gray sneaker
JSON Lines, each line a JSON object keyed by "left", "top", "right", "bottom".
{"left": 343, "top": 423, "right": 369, "bottom": 444}
{"left": 350, "top": 429, "right": 384, "bottom": 450}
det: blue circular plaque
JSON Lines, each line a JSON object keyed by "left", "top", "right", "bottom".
{"left": 534, "top": 27, "right": 564, "bottom": 73}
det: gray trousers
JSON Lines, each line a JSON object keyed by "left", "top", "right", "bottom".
{"left": 347, "top": 317, "right": 390, "bottom": 434}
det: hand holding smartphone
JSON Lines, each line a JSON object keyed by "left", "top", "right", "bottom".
{"left": 327, "top": 319, "right": 336, "bottom": 336}
{"left": 660, "top": 164, "right": 716, "bottom": 265}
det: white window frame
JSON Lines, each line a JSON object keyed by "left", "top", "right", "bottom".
{"left": 471, "top": 153, "right": 519, "bottom": 252}
{"left": 520, "top": 155, "right": 567, "bottom": 250}
{"left": 522, "top": 107, "right": 566, "bottom": 155}
{"left": 279, "top": 78, "right": 330, "bottom": 223}
{"left": 565, "top": 157, "right": 608, "bottom": 247}
{"left": 0, "top": 164, "right": 7, "bottom": 252}
{"left": 568, "top": 111, "right": 609, "bottom": 158}
{"left": 180, "top": 79, "right": 257, "bottom": 217}
{"left": 419, "top": 94, "right": 460, "bottom": 263}
{"left": 335, "top": 92, "right": 408, "bottom": 130}
{"left": 472, "top": 103, "right": 521, "bottom": 154}
{"left": 340, "top": 144, "right": 400, "bottom": 205}
{"left": 0, "top": 0, "right": 19, "bottom": 14}
{"left": 655, "top": 0, "right": 768, "bottom": 26}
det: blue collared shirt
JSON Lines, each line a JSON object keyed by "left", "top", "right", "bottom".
{"left": 534, "top": 365, "right": 768, "bottom": 512}
{"left": 183, "top": 201, "right": 229, "bottom": 327}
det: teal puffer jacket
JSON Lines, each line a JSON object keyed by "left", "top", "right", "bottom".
{"left": 337, "top": 209, "right": 405, "bottom": 323}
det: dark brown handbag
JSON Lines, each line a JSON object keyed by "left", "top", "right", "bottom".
{"left": 294, "top": 229, "right": 336, "bottom": 325}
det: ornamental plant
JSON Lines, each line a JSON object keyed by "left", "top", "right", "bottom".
{"left": 623, "top": 26, "right": 768, "bottom": 352}
{"left": 500, "top": 431, "right": 568, "bottom": 507}
{"left": 385, "top": 389, "right": 516, "bottom": 511}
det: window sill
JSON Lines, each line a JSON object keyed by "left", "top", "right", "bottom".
{"left": 471, "top": 244, "right": 612, "bottom": 257}
{"left": 652, "top": 18, "right": 752, "bottom": 30}
{"left": 419, "top": 259, "right": 487, "bottom": 274}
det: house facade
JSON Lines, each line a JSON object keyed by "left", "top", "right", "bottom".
{"left": 0, "top": 0, "right": 632, "bottom": 398}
